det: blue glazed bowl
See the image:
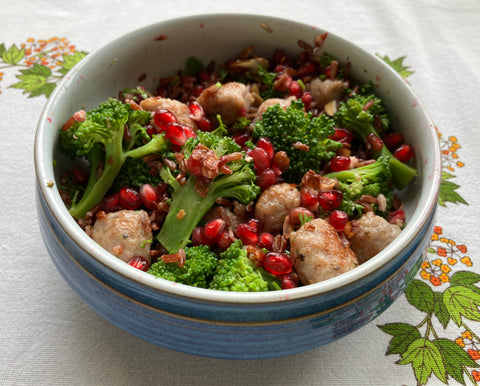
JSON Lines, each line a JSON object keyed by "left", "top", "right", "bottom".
{"left": 34, "top": 14, "right": 441, "bottom": 359}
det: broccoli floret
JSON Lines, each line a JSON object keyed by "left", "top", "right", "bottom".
{"left": 333, "top": 90, "right": 417, "bottom": 190}
{"left": 209, "top": 240, "right": 281, "bottom": 292}
{"left": 253, "top": 100, "right": 342, "bottom": 183}
{"left": 111, "top": 157, "right": 163, "bottom": 192}
{"left": 59, "top": 98, "right": 169, "bottom": 218}
{"left": 156, "top": 129, "right": 261, "bottom": 254}
{"left": 147, "top": 245, "right": 218, "bottom": 288}
{"left": 325, "top": 156, "right": 394, "bottom": 217}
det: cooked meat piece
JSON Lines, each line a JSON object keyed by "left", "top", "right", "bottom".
{"left": 140, "top": 97, "right": 198, "bottom": 130}
{"left": 309, "top": 78, "right": 344, "bottom": 110}
{"left": 254, "top": 183, "right": 300, "bottom": 234}
{"left": 252, "top": 97, "right": 294, "bottom": 124}
{"left": 290, "top": 218, "right": 358, "bottom": 284}
{"left": 196, "top": 82, "right": 254, "bottom": 126}
{"left": 91, "top": 210, "right": 153, "bottom": 263}
{"left": 349, "top": 211, "right": 401, "bottom": 264}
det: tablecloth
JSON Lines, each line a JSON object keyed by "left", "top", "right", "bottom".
{"left": 1, "top": 0, "right": 479, "bottom": 385}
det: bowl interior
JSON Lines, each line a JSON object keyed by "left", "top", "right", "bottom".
{"left": 35, "top": 14, "right": 441, "bottom": 303}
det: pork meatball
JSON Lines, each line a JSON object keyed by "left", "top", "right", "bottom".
{"left": 91, "top": 210, "right": 153, "bottom": 263}
{"left": 290, "top": 218, "right": 358, "bottom": 284}
{"left": 309, "top": 78, "right": 344, "bottom": 111}
{"left": 349, "top": 212, "right": 401, "bottom": 264}
{"left": 197, "top": 82, "right": 254, "bottom": 126}
{"left": 254, "top": 183, "right": 300, "bottom": 234}
{"left": 140, "top": 97, "right": 198, "bottom": 130}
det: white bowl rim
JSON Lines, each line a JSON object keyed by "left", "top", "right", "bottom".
{"left": 35, "top": 13, "right": 442, "bottom": 305}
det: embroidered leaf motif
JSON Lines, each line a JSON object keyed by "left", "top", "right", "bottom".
{"left": 9, "top": 64, "right": 55, "bottom": 98}
{"left": 405, "top": 279, "right": 435, "bottom": 314}
{"left": 449, "top": 271, "right": 480, "bottom": 287}
{"left": 433, "top": 338, "right": 479, "bottom": 385}
{"left": 398, "top": 338, "right": 447, "bottom": 385}
{"left": 443, "top": 285, "right": 480, "bottom": 326}
{"left": 378, "top": 323, "right": 421, "bottom": 355}
{"left": 58, "top": 51, "right": 87, "bottom": 75}
{"left": 378, "top": 55, "right": 414, "bottom": 78}
{"left": 433, "top": 292, "right": 450, "bottom": 329}
{"left": 1, "top": 44, "right": 25, "bottom": 65}
{"left": 439, "top": 172, "right": 468, "bottom": 207}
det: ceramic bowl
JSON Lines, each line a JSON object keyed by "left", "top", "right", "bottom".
{"left": 34, "top": 14, "right": 441, "bottom": 359}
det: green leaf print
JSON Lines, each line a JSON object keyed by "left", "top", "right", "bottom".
{"left": 9, "top": 64, "right": 54, "bottom": 98}
{"left": 58, "top": 51, "right": 87, "bottom": 74}
{"left": 439, "top": 174, "right": 468, "bottom": 206}
{"left": 433, "top": 292, "right": 450, "bottom": 329}
{"left": 378, "top": 323, "right": 421, "bottom": 355}
{"left": 1, "top": 44, "right": 25, "bottom": 65}
{"left": 443, "top": 286, "right": 480, "bottom": 326}
{"left": 405, "top": 279, "right": 436, "bottom": 314}
{"left": 398, "top": 338, "right": 447, "bottom": 385}
{"left": 377, "top": 55, "right": 414, "bottom": 78}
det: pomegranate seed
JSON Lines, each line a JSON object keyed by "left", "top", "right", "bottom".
{"left": 197, "top": 116, "right": 213, "bottom": 131}
{"left": 328, "top": 210, "right": 349, "bottom": 231}
{"left": 297, "top": 62, "right": 316, "bottom": 77}
{"left": 383, "top": 132, "right": 405, "bottom": 151}
{"left": 118, "top": 187, "right": 142, "bottom": 210}
{"left": 203, "top": 219, "right": 226, "bottom": 240}
{"left": 146, "top": 124, "right": 156, "bottom": 137}
{"left": 192, "top": 84, "right": 204, "bottom": 98}
{"left": 216, "top": 230, "right": 236, "bottom": 250}
{"left": 330, "top": 155, "right": 351, "bottom": 172}
{"left": 274, "top": 64, "right": 288, "bottom": 74}
{"left": 288, "top": 80, "right": 303, "bottom": 98}
{"left": 153, "top": 109, "right": 177, "bottom": 132}
{"left": 263, "top": 252, "right": 292, "bottom": 275}
{"left": 127, "top": 256, "right": 149, "bottom": 271}
{"left": 273, "top": 49, "right": 288, "bottom": 65}
{"left": 191, "top": 227, "right": 204, "bottom": 246}
{"left": 258, "top": 232, "right": 274, "bottom": 250}
{"left": 250, "top": 147, "right": 271, "bottom": 172}
{"left": 280, "top": 274, "right": 298, "bottom": 289}
{"left": 256, "top": 168, "right": 277, "bottom": 190}
{"left": 318, "top": 190, "right": 343, "bottom": 210}
{"left": 393, "top": 143, "right": 414, "bottom": 163}
{"left": 288, "top": 207, "right": 314, "bottom": 226}
{"left": 366, "top": 132, "right": 384, "bottom": 152}
{"left": 165, "top": 122, "right": 189, "bottom": 146}
{"left": 187, "top": 101, "right": 205, "bottom": 121}
{"left": 329, "top": 128, "right": 354, "bottom": 144}
{"left": 300, "top": 188, "right": 318, "bottom": 207}
{"left": 102, "top": 192, "right": 120, "bottom": 212}
{"left": 235, "top": 223, "right": 258, "bottom": 246}
{"left": 388, "top": 209, "right": 406, "bottom": 226}
{"left": 247, "top": 218, "right": 260, "bottom": 234}
{"left": 72, "top": 166, "right": 89, "bottom": 186}
{"left": 301, "top": 92, "right": 313, "bottom": 110}
{"left": 256, "top": 137, "right": 275, "bottom": 161}
{"left": 139, "top": 184, "right": 159, "bottom": 210}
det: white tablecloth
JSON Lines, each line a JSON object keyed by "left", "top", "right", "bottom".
{"left": 2, "top": 1, "right": 480, "bottom": 385}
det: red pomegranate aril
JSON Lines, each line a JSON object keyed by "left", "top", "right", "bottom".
{"left": 256, "top": 137, "right": 275, "bottom": 161}
{"left": 153, "top": 109, "right": 178, "bottom": 132}
{"left": 329, "top": 210, "right": 349, "bottom": 231}
{"left": 330, "top": 155, "right": 351, "bottom": 172}
{"left": 366, "top": 132, "right": 384, "bottom": 152}
{"left": 301, "top": 92, "right": 313, "bottom": 110}
{"left": 72, "top": 166, "right": 89, "bottom": 186}
{"left": 300, "top": 188, "right": 318, "bottom": 206}
{"left": 119, "top": 187, "right": 142, "bottom": 210}
{"left": 383, "top": 132, "right": 405, "bottom": 151}
{"left": 258, "top": 232, "right": 274, "bottom": 251}
{"left": 187, "top": 101, "right": 205, "bottom": 121}
{"left": 197, "top": 116, "right": 213, "bottom": 131}
{"left": 273, "top": 49, "right": 288, "bottom": 65}
{"left": 165, "top": 122, "right": 188, "bottom": 146}
{"left": 256, "top": 168, "right": 277, "bottom": 190}
{"left": 250, "top": 147, "right": 271, "bottom": 172}
{"left": 280, "top": 274, "right": 298, "bottom": 290}
{"left": 192, "top": 84, "right": 204, "bottom": 98}
{"left": 235, "top": 223, "right": 258, "bottom": 246}
{"left": 102, "top": 192, "right": 120, "bottom": 212}
{"left": 329, "top": 127, "right": 354, "bottom": 144}
{"left": 232, "top": 132, "right": 250, "bottom": 147}
{"left": 393, "top": 143, "right": 414, "bottom": 163}
{"left": 139, "top": 184, "right": 159, "bottom": 209}
{"left": 127, "top": 256, "right": 149, "bottom": 272}
{"left": 263, "top": 252, "right": 292, "bottom": 275}
{"left": 247, "top": 218, "right": 260, "bottom": 234}
{"left": 388, "top": 209, "right": 406, "bottom": 226}
{"left": 288, "top": 80, "right": 303, "bottom": 98}
{"left": 216, "top": 230, "right": 236, "bottom": 250}
{"left": 318, "top": 190, "right": 343, "bottom": 210}
{"left": 297, "top": 62, "right": 316, "bottom": 77}
{"left": 191, "top": 227, "right": 204, "bottom": 246}
{"left": 288, "top": 207, "right": 314, "bottom": 226}
{"left": 203, "top": 218, "right": 226, "bottom": 240}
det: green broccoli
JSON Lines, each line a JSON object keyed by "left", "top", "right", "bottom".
{"left": 147, "top": 245, "right": 218, "bottom": 288}
{"left": 325, "top": 156, "right": 394, "bottom": 217}
{"left": 111, "top": 157, "right": 163, "bottom": 192}
{"left": 156, "top": 128, "right": 261, "bottom": 254}
{"left": 208, "top": 240, "right": 281, "bottom": 292}
{"left": 59, "top": 98, "right": 169, "bottom": 219}
{"left": 333, "top": 89, "right": 417, "bottom": 190}
{"left": 252, "top": 100, "right": 342, "bottom": 183}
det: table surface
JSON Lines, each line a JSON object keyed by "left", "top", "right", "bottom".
{"left": 2, "top": 1, "right": 480, "bottom": 385}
